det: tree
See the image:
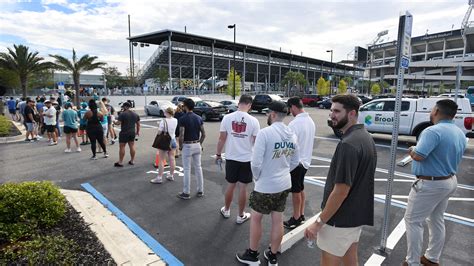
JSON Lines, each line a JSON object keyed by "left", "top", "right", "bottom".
{"left": 0, "top": 67, "right": 20, "bottom": 90}
{"left": 153, "top": 68, "right": 169, "bottom": 88}
{"left": 324, "top": 80, "right": 331, "bottom": 96}
{"left": 338, "top": 80, "right": 348, "bottom": 94}
{"left": 282, "top": 71, "right": 307, "bottom": 96}
{"left": 0, "top": 44, "right": 53, "bottom": 97}
{"left": 103, "top": 66, "right": 125, "bottom": 89}
{"left": 439, "top": 83, "right": 445, "bottom": 94}
{"left": 28, "top": 69, "right": 54, "bottom": 90}
{"left": 371, "top": 83, "right": 381, "bottom": 95}
{"left": 342, "top": 77, "right": 353, "bottom": 87}
{"left": 316, "top": 77, "right": 326, "bottom": 95}
{"left": 427, "top": 84, "right": 434, "bottom": 96}
{"left": 227, "top": 67, "right": 242, "bottom": 98}
{"left": 50, "top": 49, "right": 105, "bottom": 105}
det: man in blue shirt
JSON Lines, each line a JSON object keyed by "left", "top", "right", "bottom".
{"left": 7, "top": 97, "right": 18, "bottom": 121}
{"left": 403, "top": 99, "right": 467, "bottom": 266}
{"left": 177, "top": 98, "right": 206, "bottom": 200}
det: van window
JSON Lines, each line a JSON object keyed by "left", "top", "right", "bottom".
{"left": 363, "top": 101, "right": 384, "bottom": 111}
{"left": 382, "top": 101, "right": 410, "bottom": 111}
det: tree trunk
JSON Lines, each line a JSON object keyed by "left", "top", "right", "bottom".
{"left": 74, "top": 75, "right": 80, "bottom": 107}
{"left": 21, "top": 78, "right": 27, "bottom": 98}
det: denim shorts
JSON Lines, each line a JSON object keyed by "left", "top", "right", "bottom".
{"left": 171, "top": 138, "right": 177, "bottom": 149}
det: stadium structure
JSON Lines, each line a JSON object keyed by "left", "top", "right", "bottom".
{"left": 127, "top": 30, "right": 363, "bottom": 95}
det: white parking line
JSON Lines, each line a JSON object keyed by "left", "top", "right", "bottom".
{"left": 375, "top": 194, "right": 474, "bottom": 202}
{"left": 365, "top": 219, "right": 406, "bottom": 266}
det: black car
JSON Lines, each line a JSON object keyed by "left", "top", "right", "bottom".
{"left": 316, "top": 98, "right": 332, "bottom": 109}
{"left": 193, "top": 100, "right": 227, "bottom": 121}
{"left": 356, "top": 95, "right": 372, "bottom": 104}
{"left": 251, "top": 94, "right": 283, "bottom": 113}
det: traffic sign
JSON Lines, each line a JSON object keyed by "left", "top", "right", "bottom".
{"left": 401, "top": 56, "right": 410, "bottom": 69}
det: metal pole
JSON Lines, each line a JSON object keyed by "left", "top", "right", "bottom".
{"left": 128, "top": 15, "right": 133, "bottom": 86}
{"left": 168, "top": 33, "right": 172, "bottom": 95}
{"left": 193, "top": 53, "right": 196, "bottom": 95}
{"left": 233, "top": 26, "right": 236, "bottom": 99}
{"left": 243, "top": 49, "right": 246, "bottom": 93}
{"left": 212, "top": 42, "right": 215, "bottom": 94}
{"left": 454, "top": 65, "right": 462, "bottom": 102}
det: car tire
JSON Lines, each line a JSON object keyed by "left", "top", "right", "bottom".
{"left": 201, "top": 113, "right": 208, "bottom": 121}
{"left": 319, "top": 104, "right": 324, "bottom": 109}
{"left": 145, "top": 108, "right": 149, "bottom": 116}
{"left": 159, "top": 110, "right": 164, "bottom": 117}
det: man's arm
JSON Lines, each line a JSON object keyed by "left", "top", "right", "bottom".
{"left": 28, "top": 111, "right": 35, "bottom": 123}
{"left": 136, "top": 121, "right": 140, "bottom": 136}
{"left": 199, "top": 125, "right": 206, "bottom": 145}
{"left": 319, "top": 183, "right": 350, "bottom": 223}
{"left": 216, "top": 131, "right": 227, "bottom": 155}
{"left": 179, "top": 127, "right": 184, "bottom": 150}
{"left": 408, "top": 146, "right": 425, "bottom": 161}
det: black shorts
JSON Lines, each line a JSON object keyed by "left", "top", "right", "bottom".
{"left": 79, "top": 124, "right": 87, "bottom": 130}
{"left": 107, "top": 115, "right": 112, "bottom": 125}
{"left": 45, "top": 125, "right": 55, "bottom": 133}
{"left": 9, "top": 109, "right": 15, "bottom": 114}
{"left": 290, "top": 164, "right": 308, "bottom": 193}
{"left": 63, "top": 126, "right": 78, "bottom": 134}
{"left": 249, "top": 190, "right": 289, "bottom": 214}
{"left": 119, "top": 132, "right": 136, "bottom": 143}
{"left": 225, "top": 160, "right": 252, "bottom": 184}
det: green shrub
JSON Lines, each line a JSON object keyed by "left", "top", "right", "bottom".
{"left": 0, "top": 181, "right": 66, "bottom": 242}
{"left": 0, "top": 115, "right": 10, "bottom": 136}
{"left": 2, "top": 234, "right": 78, "bottom": 264}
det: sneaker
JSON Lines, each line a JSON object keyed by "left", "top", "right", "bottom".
{"left": 110, "top": 140, "right": 115, "bottom": 145}
{"left": 48, "top": 141, "right": 56, "bottom": 146}
{"left": 31, "top": 138, "right": 38, "bottom": 142}
{"left": 236, "top": 212, "right": 251, "bottom": 224}
{"left": 177, "top": 192, "right": 191, "bottom": 200}
{"left": 64, "top": 148, "right": 72, "bottom": 153}
{"left": 220, "top": 207, "right": 230, "bottom": 218}
{"left": 236, "top": 249, "right": 260, "bottom": 265}
{"left": 53, "top": 141, "right": 58, "bottom": 145}
{"left": 150, "top": 177, "right": 163, "bottom": 184}
{"left": 104, "top": 153, "right": 109, "bottom": 158}
{"left": 76, "top": 147, "right": 82, "bottom": 152}
{"left": 24, "top": 138, "right": 30, "bottom": 142}
{"left": 90, "top": 156, "right": 98, "bottom": 160}
{"left": 80, "top": 142, "right": 87, "bottom": 146}
{"left": 283, "top": 216, "right": 301, "bottom": 229}
{"left": 36, "top": 135, "right": 43, "bottom": 139}
{"left": 299, "top": 215, "right": 306, "bottom": 224}
{"left": 264, "top": 248, "right": 278, "bottom": 266}
{"left": 196, "top": 191, "right": 204, "bottom": 198}
{"left": 165, "top": 173, "right": 174, "bottom": 181}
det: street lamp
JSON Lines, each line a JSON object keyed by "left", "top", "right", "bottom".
{"left": 228, "top": 24, "right": 236, "bottom": 100}
{"left": 326, "top": 50, "right": 334, "bottom": 94}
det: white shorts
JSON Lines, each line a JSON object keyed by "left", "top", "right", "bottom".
{"left": 102, "top": 123, "right": 108, "bottom": 137}
{"left": 317, "top": 224, "right": 363, "bottom": 257}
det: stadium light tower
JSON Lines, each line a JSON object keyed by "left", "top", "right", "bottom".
{"left": 326, "top": 50, "right": 333, "bottom": 94}
{"left": 228, "top": 24, "right": 236, "bottom": 100}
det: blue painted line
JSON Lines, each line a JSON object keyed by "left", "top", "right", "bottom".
{"left": 304, "top": 179, "right": 474, "bottom": 227}
{"left": 81, "top": 183, "right": 183, "bottom": 266}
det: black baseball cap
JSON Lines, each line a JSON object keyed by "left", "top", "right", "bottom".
{"left": 122, "top": 101, "right": 131, "bottom": 108}
{"left": 268, "top": 101, "right": 288, "bottom": 114}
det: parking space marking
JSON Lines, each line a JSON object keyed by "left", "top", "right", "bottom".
{"left": 375, "top": 194, "right": 474, "bottom": 202}
{"left": 365, "top": 219, "right": 406, "bottom": 266}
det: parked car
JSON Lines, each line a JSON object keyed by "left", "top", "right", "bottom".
{"left": 251, "top": 94, "right": 283, "bottom": 113}
{"left": 356, "top": 95, "right": 372, "bottom": 104}
{"left": 193, "top": 100, "right": 228, "bottom": 121}
{"left": 316, "top": 98, "right": 332, "bottom": 109}
{"left": 220, "top": 100, "right": 239, "bottom": 112}
{"left": 302, "top": 94, "right": 322, "bottom": 107}
{"left": 171, "top": 95, "right": 202, "bottom": 105}
{"left": 144, "top": 100, "right": 176, "bottom": 117}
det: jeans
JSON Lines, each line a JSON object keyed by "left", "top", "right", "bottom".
{"left": 404, "top": 176, "right": 457, "bottom": 265}
{"left": 181, "top": 143, "right": 203, "bottom": 194}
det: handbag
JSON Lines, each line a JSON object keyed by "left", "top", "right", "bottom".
{"left": 152, "top": 119, "right": 172, "bottom": 150}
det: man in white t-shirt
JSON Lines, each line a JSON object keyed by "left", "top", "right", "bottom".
{"left": 216, "top": 94, "right": 260, "bottom": 224}
{"left": 236, "top": 101, "right": 299, "bottom": 266}
{"left": 284, "top": 96, "right": 316, "bottom": 229}
{"left": 42, "top": 100, "right": 57, "bottom": 145}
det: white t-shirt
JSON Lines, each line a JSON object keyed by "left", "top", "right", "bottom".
{"left": 43, "top": 106, "right": 57, "bottom": 125}
{"left": 158, "top": 117, "right": 178, "bottom": 139}
{"left": 288, "top": 112, "right": 316, "bottom": 169}
{"left": 219, "top": 111, "right": 260, "bottom": 162}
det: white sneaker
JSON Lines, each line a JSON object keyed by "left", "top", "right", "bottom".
{"left": 64, "top": 148, "right": 72, "bottom": 153}
{"left": 150, "top": 176, "right": 163, "bottom": 184}
{"left": 165, "top": 173, "right": 174, "bottom": 181}
{"left": 220, "top": 206, "right": 230, "bottom": 218}
{"left": 76, "top": 147, "right": 82, "bottom": 152}
{"left": 104, "top": 153, "right": 109, "bottom": 158}
{"left": 48, "top": 142, "right": 55, "bottom": 146}
{"left": 236, "top": 212, "right": 251, "bottom": 224}
{"left": 90, "top": 156, "right": 98, "bottom": 160}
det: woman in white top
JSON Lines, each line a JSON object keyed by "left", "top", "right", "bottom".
{"left": 151, "top": 107, "right": 178, "bottom": 184}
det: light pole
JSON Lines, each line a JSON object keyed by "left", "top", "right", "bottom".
{"left": 228, "top": 24, "right": 236, "bottom": 100}
{"left": 326, "top": 49, "right": 333, "bottom": 94}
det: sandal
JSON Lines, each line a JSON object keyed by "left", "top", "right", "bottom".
{"left": 114, "top": 162, "right": 123, "bottom": 167}
{"left": 128, "top": 161, "right": 135, "bottom": 165}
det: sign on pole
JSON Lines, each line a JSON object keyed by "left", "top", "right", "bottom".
{"left": 378, "top": 11, "right": 413, "bottom": 254}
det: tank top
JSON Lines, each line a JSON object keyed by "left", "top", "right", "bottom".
{"left": 87, "top": 109, "right": 101, "bottom": 128}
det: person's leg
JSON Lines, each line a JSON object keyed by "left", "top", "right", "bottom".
{"left": 128, "top": 141, "right": 135, "bottom": 162}
{"left": 168, "top": 149, "right": 175, "bottom": 176}
{"left": 97, "top": 134, "right": 107, "bottom": 154}
{"left": 291, "top": 192, "right": 302, "bottom": 219}
{"left": 249, "top": 210, "right": 264, "bottom": 251}
{"left": 269, "top": 211, "right": 284, "bottom": 254}
{"left": 191, "top": 144, "right": 204, "bottom": 193}
{"left": 72, "top": 132, "right": 79, "bottom": 148}
{"left": 237, "top": 183, "right": 247, "bottom": 216}
{"left": 342, "top": 242, "right": 359, "bottom": 266}
{"left": 89, "top": 133, "right": 97, "bottom": 157}
{"left": 118, "top": 143, "right": 126, "bottom": 164}
{"left": 300, "top": 190, "right": 306, "bottom": 218}
{"left": 66, "top": 133, "right": 71, "bottom": 149}
{"left": 158, "top": 149, "right": 167, "bottom": 177}
{"left": 181, "top": 145, "right": 191, "bottom": 194}
{"left": 321, "top": 250, "right": 342, "bottom": 266}
{"left": 224, "top": 183, "right": 237, "bottom": 211}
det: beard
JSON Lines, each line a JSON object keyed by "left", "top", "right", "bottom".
{"left": 267, "top": 115, "right": 272, "bottom": 126}
{"left": 332, "top": 115, "right": 349, "bottom": 129}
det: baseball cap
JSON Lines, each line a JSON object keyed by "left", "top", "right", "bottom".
{"left": 267, "top": 101, "right": 288, "bottom": 114}
{"left": 122, "top": 101, "right": 131, "bottom": 108}
{"left": 81, "top": 102, "right": 88, "bottom": 108}
{"left": 44, "top": 100, "right": 51, "bottom": 104}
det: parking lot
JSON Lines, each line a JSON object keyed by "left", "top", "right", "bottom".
{"left": 1, "top": 105, "right": 473, "bottom": 265}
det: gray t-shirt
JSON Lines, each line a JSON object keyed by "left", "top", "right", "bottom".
{"left": 118, "top": 110, "right": 140, "bottom": 135}
{"left": 321, "top": 124, "right": 377, "bottom": 227}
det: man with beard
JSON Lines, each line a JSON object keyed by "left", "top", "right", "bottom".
{"left": 403, "top": 99, "right": 466, "bottom": 266}
{"left": 305, "top": 94, "right": 377, "bottom": 265}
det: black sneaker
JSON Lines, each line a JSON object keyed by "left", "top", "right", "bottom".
{"left": 299, "top": 214, "right": 306, "bottom": 224}
{"left": 236, "top": 249, "right": 260, "bottom": 265}
{"left": 177, "top": 192, "right": 191, "bottom": 200}
{"left": 264, "top": 248, "right": 278, "bottom": 266}
{"left": 283, "top": 216, "right": 301, "bottom": 229}
{"left": 196, "top": 191, "right": 204, "bottom": 198}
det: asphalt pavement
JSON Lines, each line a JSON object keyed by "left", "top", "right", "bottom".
{"left": 1, "top": 107, "right": 473, "bottom": 266}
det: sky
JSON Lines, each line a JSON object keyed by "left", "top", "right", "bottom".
{"left": 0, "top": 0, "right": 469, "bottom": 75}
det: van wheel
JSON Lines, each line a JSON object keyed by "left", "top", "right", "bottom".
{"left": 415, "top": 124, "right": 431, "bottom": 141}
{"left": 159, "top": 110, "right": 164, "bottom": 117}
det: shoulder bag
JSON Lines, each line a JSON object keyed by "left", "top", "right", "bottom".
{"left": 152, "top": 119, "right": 171, "bottom": 150}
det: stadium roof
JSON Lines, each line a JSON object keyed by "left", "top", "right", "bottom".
{"left": 128, "top": 29, "right": 362, "bottom": 71}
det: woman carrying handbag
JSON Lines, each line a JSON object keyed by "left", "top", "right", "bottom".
{"left": 151, "top": 107, "right": 178, "bottom": 184}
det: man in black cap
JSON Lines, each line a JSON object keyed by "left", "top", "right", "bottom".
{"left": 114, "top": 101, "right": 140, "bottom": 167}
{"left": 236, "top": 101, "right": 299, "bottom": 266}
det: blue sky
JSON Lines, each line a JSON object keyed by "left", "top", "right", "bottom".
{"left": 0, "top": 0, "right": 469, "bottom": 74}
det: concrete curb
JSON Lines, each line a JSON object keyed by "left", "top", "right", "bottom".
{"left": 0, "top": 119, "right": 26, "bottom": 144}
{"left": 61, "top": 189, "right": 165, "bottom": 265}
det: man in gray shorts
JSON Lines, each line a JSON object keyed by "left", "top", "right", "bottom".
{"left": 305, "top": 94, "right": 377, "bottom": 264}
{"left": 236, "top": 101, "right": 299, "bottom": 266}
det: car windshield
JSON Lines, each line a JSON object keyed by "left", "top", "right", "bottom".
{"left": 158, "top": 101, "right": 174, "bottom": 107}
{"left": 269, "top": 95, "right": 282, "bottom": 101}
{"left": 205, "top": 101, "right": 221, "bottom": 107}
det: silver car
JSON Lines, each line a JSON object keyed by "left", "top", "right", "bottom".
{"left": 145, "top": 100, "right": 176, "bottom": 117}
{"left": 220, "top": 100, "right": 239, "bottom": 112}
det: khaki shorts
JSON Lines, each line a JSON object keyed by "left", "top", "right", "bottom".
{"left": 317, "top": 224, "right": 363, "bottom": 257}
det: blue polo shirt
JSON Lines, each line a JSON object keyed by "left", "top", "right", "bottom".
{"left": 178, "top": 112, "right": 203, "bottom": 142}
{"left": 412, "top": 120, "right": 467, "bottom": 176}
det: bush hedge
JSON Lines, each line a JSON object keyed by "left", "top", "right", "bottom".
{"left": 0, "top": 181, "right": 66, "bottom": 242}
{"left": 0, "top": 115, "right": 10, "bottom": 136}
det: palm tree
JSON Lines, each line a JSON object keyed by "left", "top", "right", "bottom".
{"left": 0, "top": 44, "right": 53, "bottom": 98}
{"left": 50, "top": 49, "right": 105, "bottom": 105}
